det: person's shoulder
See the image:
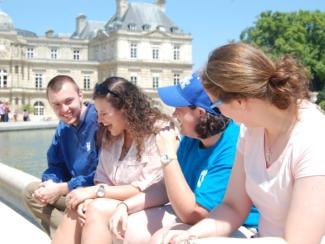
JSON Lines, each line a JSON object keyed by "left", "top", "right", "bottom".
{"left": 178, "top": 135, "right": 198, "bottom": 152}
{"left": 84, "top": 102, "right": 99, "bottom": 124}
{"left": 226, "top": 120, "right": 240, "bottom": 131}
{"left": 85, "top": 102, "right": 97, "bottom": 114}
{"left": 223, "top": 120, "right": 240, "bottom": 139}
{"left": 53, "top": 120, "right": 70, "bottom": 137}
{"left": 298, "top": 101, "right": 325, "bottom": 134}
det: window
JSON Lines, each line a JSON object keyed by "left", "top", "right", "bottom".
{"left": 33, "top": 101, "right": 44, "bottom": 116}
{"left": 130, "top": 43, "right": 137, "bottom": 58}
{"left": 173, "top": 45, "right": 180, "bottom": 60}
{"left": 152, "top": 46, "right": 159, "bottom": 60}
{"left": 173, "top": 73, "right": 180, "bottom": 85}
{"left": 170, "top": 27, "right": 179, "bottom": 33}
{"left": 27, "top": 48, "right": 34, "bottom": 59}
{"left": 130, "top": 75, "right": 137, "bottom": 85}
{"left": 83, "top": 76, "right": 91, "bottom": 90}
{"left": 152, "top": 76, "right": 159, "bottom": 89}
{"left": 128, "top": 23, "right": 136, "bottom": 31}
{"left": 35, "top": 73, "right": 43, "bottom": 89}
{"left": 51, "top": 48, "right": 57, "bottom": 60}
{"left": 142, "top": 24, "right": 150, "bottom": 31}
{"left": 0, "top": 69, "right": 7, "bottom": 88}
{"left": 73, "top": 49, "right": 80, "bottom": 60}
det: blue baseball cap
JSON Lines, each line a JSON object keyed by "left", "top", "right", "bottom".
{"left": 158, "top": 73, "right": 219, "bottom": 115}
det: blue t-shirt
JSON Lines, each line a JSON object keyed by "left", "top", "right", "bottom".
{"left": 42, "top": 103, "right": 99, "bottom": 191}
{"left": 177, "top": 120, "right": 259, "bottom": 227}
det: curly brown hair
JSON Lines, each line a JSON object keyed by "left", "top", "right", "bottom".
{"left": 202, "top": 43, "right": 311, "bottom": 110}
{"left": 93, "top": 76, "right": 170, "bottom": 161}
{"left": 189, "top": 106, "right": 230, "bottom": 139}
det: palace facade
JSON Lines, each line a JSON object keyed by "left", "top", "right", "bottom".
{"left": 0, "top": 0, "right": 192, "bottom": 119}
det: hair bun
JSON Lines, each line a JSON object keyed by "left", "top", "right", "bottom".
{"left": 269, "top": 71, "right": 290, "bottom": 87}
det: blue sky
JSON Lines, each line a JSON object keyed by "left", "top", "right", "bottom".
{"left": 1, "top": 0, "right": 325, "bottom": 70}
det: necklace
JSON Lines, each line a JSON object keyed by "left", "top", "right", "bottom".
{"left": 264, "top": 120, "right": 296, "bottom": 167}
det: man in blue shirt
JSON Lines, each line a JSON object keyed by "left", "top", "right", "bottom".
{"left": 23, "top": 75, "right": 99, "bottom": 238}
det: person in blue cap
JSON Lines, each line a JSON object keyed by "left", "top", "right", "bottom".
{"left": 108, "top": 73, "right": 259, "bottom": 244}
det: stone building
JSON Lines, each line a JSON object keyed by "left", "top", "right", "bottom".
{"left": 0, "top": 0, "right": 192, "bottom": 120}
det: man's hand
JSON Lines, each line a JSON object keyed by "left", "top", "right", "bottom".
{"left": 32, "top": 180, "right": 68, "bottom": 205}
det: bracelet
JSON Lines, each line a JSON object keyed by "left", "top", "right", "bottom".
{"left": 185, "top": 234, "right": 198, "bottom": 244}
{"left": 117, "top": 201, "right": 129, "bottom": 213}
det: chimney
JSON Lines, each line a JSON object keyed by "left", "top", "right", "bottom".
{"left": 76, "top": 14, "right": 87, "bottom": 34}
{"left": 116, "top": 0, "right": 128, "bottom": 18}
{"left": 156, "top": 0, "right": 166, "bottom": 12}
{"left": 45, "top": 29, "right": 54, "bottom": 38}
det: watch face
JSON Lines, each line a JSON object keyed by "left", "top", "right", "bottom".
{"left": 161, "top": 154, "right": 168, "bottom": 162}
{"left": 96, "top": 185, "right": 105, "bottom": 197}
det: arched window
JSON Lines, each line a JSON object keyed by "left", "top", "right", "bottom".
{"left": 33, "top": 101, "right": 44, "bottom": 116}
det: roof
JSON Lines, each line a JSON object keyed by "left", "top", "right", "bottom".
{"left": 71, "top": 20, "right": 105, "bottom": 39}
{"left": 16, "top": 28, "right": 37, "bottom": 37}
{"left": 105, "top": 2, "right": 181, "bottom": 33}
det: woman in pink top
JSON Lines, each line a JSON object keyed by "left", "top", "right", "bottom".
{"left": 162, "top": 43, "right": 325, "bottom": 244}
{"left": 52, "top": 76, "right": 171, "bottom": 244}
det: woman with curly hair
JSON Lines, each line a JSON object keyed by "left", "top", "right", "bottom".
{"left": 52, "top": 76, "right": 172, "bottom": 244}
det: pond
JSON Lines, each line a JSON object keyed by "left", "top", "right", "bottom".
{"left": 0, "top": 129, "right": 55, "bottom": 178}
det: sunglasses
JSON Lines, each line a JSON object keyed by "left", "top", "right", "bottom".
{"left": 210, "top": 98, "right": 223, "bottom": 109}
{"left": 94, "top": 83, "right": 120, "bottom": 98}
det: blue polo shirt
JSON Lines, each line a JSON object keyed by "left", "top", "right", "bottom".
{"left": 42, "top": 103, "right": 99, "bottom": 191}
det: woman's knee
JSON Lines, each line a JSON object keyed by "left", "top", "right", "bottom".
{"left": 149, "top": 227, "right": 167, "bottom": 244}
{"left": 86, "top": 198, "right": 118, "bottom": 221}
{"left": 123, "top": 213, "right": 150, "bottom": 244}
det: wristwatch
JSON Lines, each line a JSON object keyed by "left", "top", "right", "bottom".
{"left": 160, "top": 153, "right": 177, "bottom": 166}
{"left": 96, "top": 184, "right": 106, "bottom": 198}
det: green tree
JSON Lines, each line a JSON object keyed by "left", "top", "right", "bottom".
{"left": 240, "top": 10, "right": 325, "bottom": 91}
{"left": 317, "top": 90, "right": 325, "bottom": 103}
{"left": 319, "top": 100, "right": 325, "bottom": 111}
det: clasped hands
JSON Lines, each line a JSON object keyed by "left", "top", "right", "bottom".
{"left": 32, "top": 180, "right": 64, "bottom": 205}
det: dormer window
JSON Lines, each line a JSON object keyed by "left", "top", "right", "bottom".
{"left": 128, "top": 23, "right": 136, "bottom": 31}
{"left": 142, "top": 24, "right": 151, "bottom": 31}
{"left": 157, "top": 25, "right": 166, "bottom": 32}
{"left": 170, "top": 26, "right": 179, "bottom": 33}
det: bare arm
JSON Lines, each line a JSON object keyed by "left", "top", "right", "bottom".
{"left": 186, "top": 152, "right": 252, "bottom": 237}
{"left": 66, "top": 183, "right": 140, "bottom": 209}
{"left": 163, "top": 159, "right": 208, "bottom": 224}
{"left": 284, "top": 175, "right": 325, "bottom": 244}
{"left": 123, "top": 180, "right": 168, "bottom": 214}
{"left": 162, "top": 152, "right": 256, "bottom": 244}
{"left": 156, "top": 129, "right": 209, "bottom": 224}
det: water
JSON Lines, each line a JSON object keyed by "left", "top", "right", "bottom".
{"left": 0, "top": 129, "right": 55, "bottom": 178}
